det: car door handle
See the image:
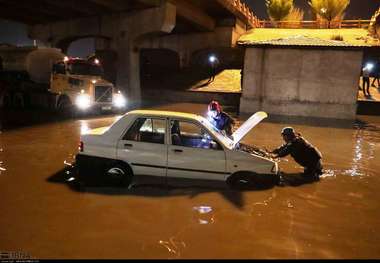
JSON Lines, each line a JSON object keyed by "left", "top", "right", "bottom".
{"left": 173, "top": 149, "right": 183, "bottom": 153}
{"left": 124, "top": 143, "right": 133, "bottom": 148}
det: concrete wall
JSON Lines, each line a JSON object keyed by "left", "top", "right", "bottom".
{"left": 139, "top": 18, "right": 247, "bottom": 68}
{"left": 240, "top": 47, "right": 363, "bottom": 119}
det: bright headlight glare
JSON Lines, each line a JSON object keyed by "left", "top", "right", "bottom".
{"left": 75, "top": 94, "right": 91, "bottom": 109}
{"left": 113, "top": 94, "right": 126, "bottom": 108}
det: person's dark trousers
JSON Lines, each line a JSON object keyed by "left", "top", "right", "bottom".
{"left": 303, "top": 160, "right": 323, "bottom": 181}
{"left": 371, "top": 75, "right": 380, "bottom": 88}
{"left": 362, "top": 77, "right": 370, "bottom": 96}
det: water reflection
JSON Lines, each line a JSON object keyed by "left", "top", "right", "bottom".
{"left": 193, "top": 206, "right": 213, "bottom": 214}
{"left": 345, "top": 127, "right": 377, "bottom": 177}
{"left": 80, "top": 120, "right": 90, "bottom": 134}
{"left": 0, "top": 162, "right": 6, "bottom": 174}
{"left": 193, "top": 205, "right": 215, "bottom": 225}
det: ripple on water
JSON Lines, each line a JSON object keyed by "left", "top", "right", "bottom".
{"left": 158, "top": 238, "right": 186, "bottom": 258}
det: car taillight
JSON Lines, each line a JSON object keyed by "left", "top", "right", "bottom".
{"left": 78, "top": 141, "right": 84, "bottom": 152}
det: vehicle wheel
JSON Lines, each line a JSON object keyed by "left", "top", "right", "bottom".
{"left": 13, "top": 93, "right": 25, "bottom": 109}
{"left": 105, "top": 163, "right": 133, "bottom": 187}
{"left": 2, "top": 93, "right": 11, "bottom": 109}
{"left": 227, "top": 173, "right": 255, "bottom": 190}
{"left": 57, "top": 96, "right": 73, "bottom": 118}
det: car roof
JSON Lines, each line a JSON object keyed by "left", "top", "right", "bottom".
{"left": 127, "top": 110, "right": 204, "bottom": 121}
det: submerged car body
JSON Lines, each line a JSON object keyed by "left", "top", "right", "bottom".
{"left": 75, "top": 110, "right": 279, "bottom": 187}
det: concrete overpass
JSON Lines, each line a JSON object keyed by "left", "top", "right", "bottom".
{"left": 0, "top": 0, "right": 260, "bottom": 105}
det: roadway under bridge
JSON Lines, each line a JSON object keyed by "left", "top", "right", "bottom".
{"left": 0, "top": 0, "right": 260, "bottom": 106}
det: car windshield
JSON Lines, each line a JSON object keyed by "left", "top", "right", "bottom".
{"left": 198, "top": 116, "right": 234, "bottom": 149}
{"left": 68, "top": 62, "right": 103, "bottom": 76}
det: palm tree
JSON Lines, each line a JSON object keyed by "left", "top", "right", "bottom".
{"left": 309, "top": 0, "right": 350, "bottom": 28}
{"left": 284, "top": 7, "right": 305, "bottom": 28}
{"left": 266, "top": 0, "right": 294, "bottom": 27}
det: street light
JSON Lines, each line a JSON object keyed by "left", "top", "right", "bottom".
{"left": 366, "top": 63, "right": 374, "bottom": 71}
{"left": 209, "top": 55, "right": 217, "bottom": 64}
{"left": 321, "top": 7, "right": 327, "bottom": 14}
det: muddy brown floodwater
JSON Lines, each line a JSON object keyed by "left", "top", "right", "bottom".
{"left": 0, "top": 103, "right": 380, "bottom": 259}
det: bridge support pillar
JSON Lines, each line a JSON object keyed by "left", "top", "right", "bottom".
{"left": 115, "top": 2, "right": 176, "bottom": 107}
{"left": 115, "top": 39, "right": 142, "bottom": 108}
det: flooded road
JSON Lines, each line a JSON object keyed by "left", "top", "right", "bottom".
{"left": 1, "top": 103, "right": 380, "bottom": 259}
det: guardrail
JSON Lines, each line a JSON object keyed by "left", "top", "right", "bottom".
{"left": 219, "top": 0, "right": 261, "bottom": 28}
{"left": 259, "top": 20, "right": 371, "bottom": 29}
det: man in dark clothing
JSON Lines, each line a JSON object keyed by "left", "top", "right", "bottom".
{"left": 362, "top": 64, "right": 371, "bottom": 96}
{"left": 208, "top": 55, "right": 219, "bottom": 82}
{"left": 207, "top": 100, "right": 235, "bottom": 137}
{"left": 371, "top": 59, "right": 380, "bottom": 88}
{"left": 271, "top": 127, "right": 323, "bottom": 181}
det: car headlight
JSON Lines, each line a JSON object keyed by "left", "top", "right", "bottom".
{"left": 271, "top": 162, "right": 278, "bottom": 174}
{"left": 75, "top": 94, "right": 91, "bottom": 109}
{"left": 113, "top": 93, "right": 126, "bottom": 108}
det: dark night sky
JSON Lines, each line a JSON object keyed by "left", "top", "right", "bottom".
{"left": 0, "top": 0, "right": 379, "bottom": 56}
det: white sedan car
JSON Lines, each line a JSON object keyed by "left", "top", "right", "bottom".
{"left": 75, "top": 110, "right": 279, "bottom": 188}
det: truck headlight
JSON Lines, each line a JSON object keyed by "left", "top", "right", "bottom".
{"left": 113, "top": 93, "right": 126, "bottom": 108}
{"left": 75, "top": 94, "right": 91, "bottom": 110}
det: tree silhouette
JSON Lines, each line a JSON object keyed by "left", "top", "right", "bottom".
{"left": 266, "top": 0, "right": 294, "bottom": 27}
{"left": 309, "top": 0, "right": 350, "bottom": 28}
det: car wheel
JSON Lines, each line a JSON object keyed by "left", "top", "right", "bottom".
{"left": 105, "top": 163, "right": 133, "bottom": 187}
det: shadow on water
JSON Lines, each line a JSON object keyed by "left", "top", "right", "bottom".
{"left": 47, "top": 167, "right": 320, "bottom": 209}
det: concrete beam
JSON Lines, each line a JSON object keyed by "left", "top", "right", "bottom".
{"left": 0, "top": 5, "right": 47, "bottom": 24}
{"left": 42, "top": 0, "right": 107, "bottom": 16}
{"left": 137, "top": 0, "right": 164, "bottom": 7}
{"left": 170, "top": 0, "right": 215, "bottom": 32}
{"left": 86, "top": 0, "right": 127, "bottom": 11}
{"left": 0, "top": 0, "right": 72, "bottom": 20}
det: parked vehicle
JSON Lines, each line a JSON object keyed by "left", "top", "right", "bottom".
{"left": 0, "top": 45, "right": 126, "bottom": 113}
{"left": 75, "top": 110, "right": 279, "bottom": 188}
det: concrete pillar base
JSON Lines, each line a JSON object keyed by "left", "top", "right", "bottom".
{"left": 240, "top": 97, "right": 357, "bottom": 120}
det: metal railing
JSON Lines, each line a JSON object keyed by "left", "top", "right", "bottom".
{"left": 259, "top": 20, "right": 371, "bottom": 29}
{"left": 219, "top": 0, "right": 261, "bottom": 28}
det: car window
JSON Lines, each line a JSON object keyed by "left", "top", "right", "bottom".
{"left": 124, "top": 117, "right": 166, "bottom": 144}
{"left": 170, "top": 120, "right": 222, "bottom": 150}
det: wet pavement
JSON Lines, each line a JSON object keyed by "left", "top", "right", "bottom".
{"left": 1, "top": 103, "right": 380, "bottom": 259}
{"left": 358, "top": 77, "right": 380, "bottom": 102}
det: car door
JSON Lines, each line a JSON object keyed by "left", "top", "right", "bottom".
{"left": 167, "top": 119, "right": 227, "bottom": 181}
{"left": 117, "top": 117, "right": 168, "bottom": 182}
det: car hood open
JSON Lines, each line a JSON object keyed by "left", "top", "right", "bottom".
{"left": 232, "top": 111, "right": 268, "bottom": 147}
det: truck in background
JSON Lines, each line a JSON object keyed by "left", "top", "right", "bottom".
{"left": 0, "top": 45, "right": 126, "bottom": 114}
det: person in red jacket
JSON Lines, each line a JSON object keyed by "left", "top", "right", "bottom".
{"left": 207, "top": 100, "right": 235, "bottom": 137}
